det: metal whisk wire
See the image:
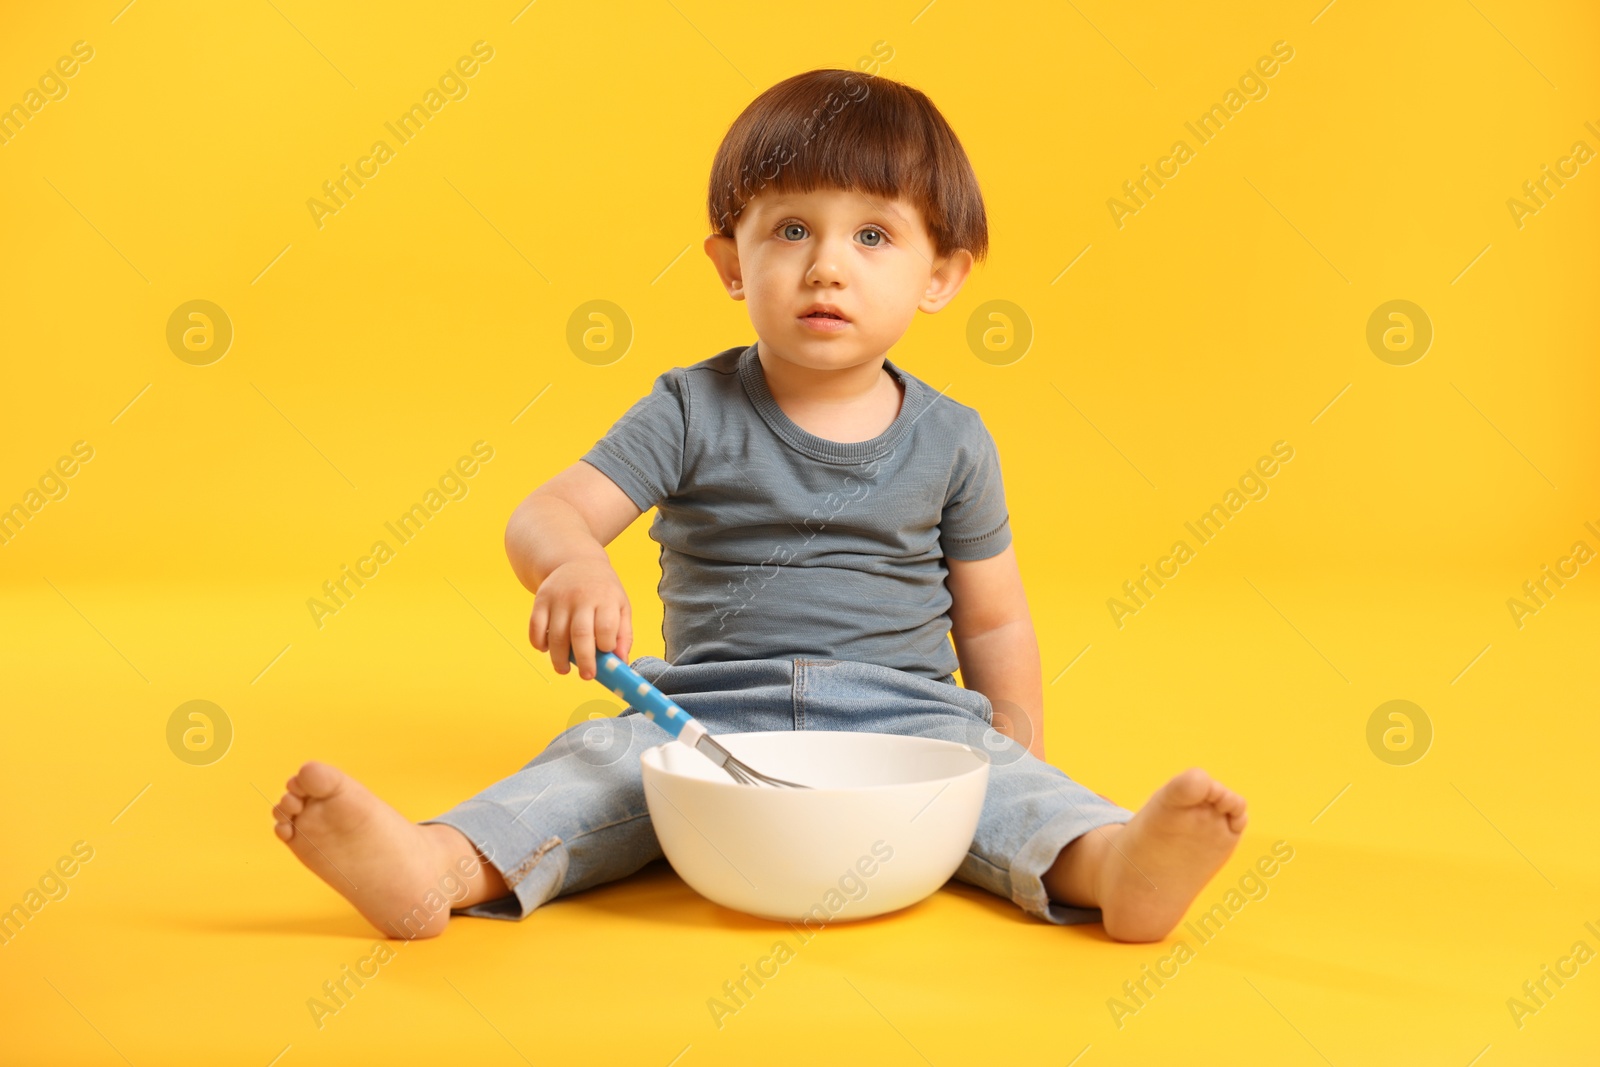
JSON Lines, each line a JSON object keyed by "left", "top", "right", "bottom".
{"left": 571, "top": 650, "right": 810, "bottom": 789}
{"left": 688, "top": 731, "right": 811, "bottom": 789}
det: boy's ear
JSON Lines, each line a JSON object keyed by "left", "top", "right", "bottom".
{"left": 919, "top": 248, "right": 975, "bottom": 314}
{"left": 702, "top": 234, "right": 745, "bottom": 301}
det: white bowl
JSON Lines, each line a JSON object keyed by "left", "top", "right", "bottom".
{"left": 639, "top": 731, "right": 990, "bottom": 923}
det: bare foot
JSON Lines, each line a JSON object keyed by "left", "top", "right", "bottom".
{"left": 270, "top": 761, "right": 504, "bottom": 939}
{"left": 1071, "top": 768, "right": 1247, "bottom": 943}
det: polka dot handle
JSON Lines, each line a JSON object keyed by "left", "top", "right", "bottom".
{"left": 569, "top": 649, "right": 695, "bottom": 739}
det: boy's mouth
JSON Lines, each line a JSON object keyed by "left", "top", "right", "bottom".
{"left": 799, "top": 304, "right": 850, "bottom": 326}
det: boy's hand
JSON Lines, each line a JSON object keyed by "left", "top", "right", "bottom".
{"left": 529, "top": 557, "right": 633, "bottom": 681}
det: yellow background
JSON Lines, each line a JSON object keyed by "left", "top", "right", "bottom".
{"left": 2, "top": 0, "right": 1597, "bottom": 1063}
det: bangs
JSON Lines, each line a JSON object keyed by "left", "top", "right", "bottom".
{"left": 707, "top": 69, "right": 988, "bottom": 262}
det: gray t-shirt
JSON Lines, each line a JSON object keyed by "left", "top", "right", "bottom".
{"left": 579, "top": 342, "right": 1012, "bottom": 681}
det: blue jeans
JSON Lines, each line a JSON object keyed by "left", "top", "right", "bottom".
{"left": 423, "top": 656, "right": 1134, "bottom": 925}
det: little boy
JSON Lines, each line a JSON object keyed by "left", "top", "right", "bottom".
{"left": 272, "top": 69, "right": 1246, "bottom": 943}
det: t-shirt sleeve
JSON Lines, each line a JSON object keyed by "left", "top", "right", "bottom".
{"left": 939, "top": 412, "right": 1013, "bottom": 561}
{"left": 578, "top": 369, "right": 688, "bottom": 510}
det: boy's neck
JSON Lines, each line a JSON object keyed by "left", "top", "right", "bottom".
{"left": 755, "top": 339, "right": 893, "bottom": 408}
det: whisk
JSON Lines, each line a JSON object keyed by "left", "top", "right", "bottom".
{"left": 571, "top": 650, "right": 810, "bottom": 788}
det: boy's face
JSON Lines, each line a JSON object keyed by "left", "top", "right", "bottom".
{"left": 703, "top": 185, "right": 973, "bottom": 373}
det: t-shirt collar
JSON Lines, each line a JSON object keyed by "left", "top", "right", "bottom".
{"left": 737, "top": 342, "right": 929, "bottom": 465}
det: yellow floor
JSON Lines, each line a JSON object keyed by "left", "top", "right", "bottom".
{"left": 3, "top": 580, "right": 1596, "bottom": 1065}
{"left": 4, "top": 0, "right": 1598, "bottom": 1061}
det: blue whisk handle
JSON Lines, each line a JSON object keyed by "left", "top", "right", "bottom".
{"left": 569, "top": 649, "right": 696, "bottom": 740}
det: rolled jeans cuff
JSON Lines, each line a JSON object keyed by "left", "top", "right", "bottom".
{"left": 421, "top": 801, "right": 572, "bottom": 921}
{"left": 1008, "top": 805, "right": 1133, "bottom": 925}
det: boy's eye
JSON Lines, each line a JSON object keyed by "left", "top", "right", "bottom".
{"left": 775, "top": 222, "right": 889, "bottom": 246}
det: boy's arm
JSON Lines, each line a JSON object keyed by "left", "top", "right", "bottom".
{"left": 944, "top": 543, "right": 1046, "bottom": 760}
{"left": 505, "top": 461, "right": 643, "bottom": 590}
{"left": 505, "top": 460, "right": 645, "bottom": 679}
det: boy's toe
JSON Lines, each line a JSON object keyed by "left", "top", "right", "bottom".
{"left": 296, "top": 760, "right": 344, "bottom": 798}
{"left": 1164, "top": 767, "right": 1214, "bottom": 807}
{"left": 276, "top": 791, "right": 304, "bottom": 817}
{"left": 1214, "top": 787, "right": 1246, "bottom": 815}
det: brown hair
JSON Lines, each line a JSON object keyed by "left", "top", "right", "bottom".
{"left": 706, "top": 68, "right": 988, "bottom": 263}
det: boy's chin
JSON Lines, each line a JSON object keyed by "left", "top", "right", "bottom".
{"left": 760, "top": 336, "right": 889, "bottom": 371}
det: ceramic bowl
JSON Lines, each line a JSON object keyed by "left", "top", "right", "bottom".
{"left": 639, "top": 731, "right": 990, "bottom": 922}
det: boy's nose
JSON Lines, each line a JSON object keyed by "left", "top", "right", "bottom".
{"left": 804, "top": 251, "right": 846, "bottom": 286}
